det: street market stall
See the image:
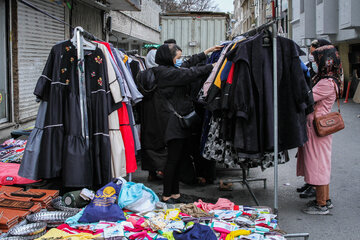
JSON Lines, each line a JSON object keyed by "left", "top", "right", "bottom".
{"left": 0, "top": 0, "right": 312, "bottom": 239}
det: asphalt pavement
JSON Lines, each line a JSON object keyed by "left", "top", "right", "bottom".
{"left": 132, "top": 100, "right": 360, "bottom": 240}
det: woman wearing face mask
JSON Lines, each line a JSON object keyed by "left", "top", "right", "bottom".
{"left": 297, "top": 39, "right": 332, "bottom": 199}
{"left": 153, "top": 43, "right": 218, "bottom": 203}
{"left": 308, "top": 39, "right": 331, "bottom": 80}
{"left": 297, "top": 45, "right": 342, "bottom": 215}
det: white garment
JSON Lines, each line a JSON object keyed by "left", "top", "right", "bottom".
{"left": 97, "top": 44, "right": 123, "bottom": 103}
{"left": 109, "top": 111, "right": 127, "bottom": 178}
{"left": 145, "top": 49, "right": 158, "bottom": 69}
{"left": 353, "top": 83, "right": 360, "bottom": 103}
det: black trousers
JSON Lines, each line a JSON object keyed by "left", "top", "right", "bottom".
{"left": 163, "top": 138, "right": 186, "bottom": 197}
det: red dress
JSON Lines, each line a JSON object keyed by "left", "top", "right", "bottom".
{"left": 97, "top": 42, "right": 137, "bottom": 173}
{"left": 117, "top": 103, "right": 137, "bottom": 173}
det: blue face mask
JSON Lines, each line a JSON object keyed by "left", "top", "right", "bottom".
{"left": 312, "top": 62, "right": 318, "bottom": 73}
{"left": 174, "top": 59, "right": 183, "bottom": 68}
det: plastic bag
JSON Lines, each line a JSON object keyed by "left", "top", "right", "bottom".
{"left": 79, "top": 180, "right": 126, "bottom": 223}
{"left": 118, "top": 182, "right": 159, "bottom": 213}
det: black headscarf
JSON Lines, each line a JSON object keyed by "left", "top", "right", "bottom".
{"left": 155, "top": 44, "right": 174, "bottom": 66}
{"left": 312, "top": 45, "right": 342, "bottom": 94}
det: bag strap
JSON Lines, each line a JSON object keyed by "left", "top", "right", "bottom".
{"left": 335, "top": 84, "right": 340, "bottom": 113}
{"left": 326, "top": 77, "right": 341, "bottom": 113}
{"left": 314, "top": 78, "right": 340, "bottom": 121}
{"left": 155, "top": 89, "right": 183, "bottom": 118}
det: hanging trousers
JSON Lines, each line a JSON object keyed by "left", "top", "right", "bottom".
{"left": 163, "top": 138, "right": 187, "bottom": 197}
{"left": 316, "top": 184, "right": 330, "bottom": 206}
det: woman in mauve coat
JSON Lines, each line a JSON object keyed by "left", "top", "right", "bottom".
{"left": 297, "top": 45, "right": 342, "bottom": 215}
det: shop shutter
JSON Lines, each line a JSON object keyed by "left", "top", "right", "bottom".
{"left": 17, "top": 0, "right": 65, "bottom": 121}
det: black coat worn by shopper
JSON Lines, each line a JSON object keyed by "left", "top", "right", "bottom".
{"left": 136, "top": 68, "right": 167, "bottom": 171}
{"left": 153, "top": 45, "right": 213, "bottom": 142}
{"left": 136, "top": 51, "right": 209, "bottom": 172}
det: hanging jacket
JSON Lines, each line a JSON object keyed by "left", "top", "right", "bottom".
{"left": 224, "top": 33, "right": 312, "bottom": 156}
{"left": 23, "top": 40, "right": 112, "bottom": 187}
{"left": 152, "top": 45, "right": 213, "bottom": 142}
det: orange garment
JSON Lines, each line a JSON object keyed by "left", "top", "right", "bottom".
{"left": 214, "top": 42, "right": 239, "bottom": 88}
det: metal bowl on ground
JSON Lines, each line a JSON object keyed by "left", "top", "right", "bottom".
{"left": 8, "top": 222, "right": 47, "bottom": 236}
{"left": 26, "top": 210, "right": 77, "bottom": 223}
{"left": 51, "top": 196, "right": 82, "bottom": 213}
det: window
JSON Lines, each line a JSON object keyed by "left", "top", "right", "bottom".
{"left": 316, "top": 0, "right": 323, "bottom": 5}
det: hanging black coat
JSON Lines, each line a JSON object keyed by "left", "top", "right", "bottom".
{"left": 152, "top": 45, "right": 213, "bottom": 142}
{"left": 21, "top": 40, "right": 112, "bottom": 187}
{"left": 225, "top": 33, "right": 312, "bottom": 156}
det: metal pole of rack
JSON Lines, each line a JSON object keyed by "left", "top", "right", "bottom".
{"left": 77, "top": 29, "right": 85, "bottom": 139}
{"left": 76, "top": 28, "right": 90, "bottom": 148}
{"left": 272, "top": 2, "right": 310, "bottom": 238}
{"left": 272, "top": 20, "right": 279, "bottom": 215}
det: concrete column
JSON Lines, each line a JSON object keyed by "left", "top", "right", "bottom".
{"left": 64, "top": 3, "right": 71, "bottom": 39}
{"left": 288, "top": 0, "right": 293, "bottom": 39}
{"left": 338, "top": 43, "right": 350, "bottom": 83}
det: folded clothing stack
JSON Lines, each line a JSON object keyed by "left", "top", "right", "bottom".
{"left": 0, "top": 138, "right": 27, "bottom": 163}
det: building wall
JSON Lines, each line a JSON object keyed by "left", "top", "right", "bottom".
{"left": 161, "top": 14, "right": 228, "bottom": 56}
{"left": 231, "top": 0, "right": 270, "bottom": 37}
{"left": 71, "top": 0, "right": 104, "bottom": 40}
{"left": 121, "top": 0, "right": 161, "bottom": 31}
{"left": 110, "top": 11, "right": 161, "bottom": 44}
{"left": 338, "top": 43, "right": 350, "bottom": 83}
{"left": 109, "top": 0, "right": 161, "bottom": 50}
{"left": 290, "top": 0, "right": 360, "bottom": 84}
{"left": 232, "top": 0, "right": 242, "bottom": 36}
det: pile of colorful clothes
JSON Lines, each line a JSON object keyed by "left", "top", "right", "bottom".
{"left": 0, "top": 139, "right": 27, "bottom": 163}
{"left": 1, "top": 179, "right": 286, "bottom": 240}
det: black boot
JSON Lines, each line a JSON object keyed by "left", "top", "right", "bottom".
{"left": 299, "top": 186, "right": 316, "bottom": 198}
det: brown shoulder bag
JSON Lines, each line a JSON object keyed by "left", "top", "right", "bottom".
{"left": 313, "top": 81, "right": 345, "bottom": 137}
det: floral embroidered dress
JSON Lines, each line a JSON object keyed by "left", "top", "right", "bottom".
{"left": 19, "top": 40, "right": 112, "bottom": 187}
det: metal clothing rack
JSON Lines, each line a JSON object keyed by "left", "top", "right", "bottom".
{"left": 218, "top": 164, "right": 267, "bottom": 206}
{"left": 126, "top": 50, "right": 139, "bottom": 56}
{"left": 219, "top": 20, "right": 276, "bottom": 207}
{"left": 223, "top": 2, "right": 309, "bottom": 237}
{"left": 75, "top": 27, "right": 90, "bottom": 148}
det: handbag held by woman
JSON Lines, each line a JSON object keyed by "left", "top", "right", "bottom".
{"left": 313, "top": 82, "right": 345, "bottom": 137}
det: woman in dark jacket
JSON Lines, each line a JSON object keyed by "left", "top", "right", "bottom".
{"left": 153, "top": 44, "right": 216, "bottom": 203}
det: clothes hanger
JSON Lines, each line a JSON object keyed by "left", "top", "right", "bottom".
{"left": 262, "top": 28, "right": 272, "bottom": 47}
{"left": 71, "top": 26, "right": 96, "bottom": 50}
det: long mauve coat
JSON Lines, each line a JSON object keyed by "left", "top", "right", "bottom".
{"left": 297, "top": 78, "right": 338, "bottom": 185}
